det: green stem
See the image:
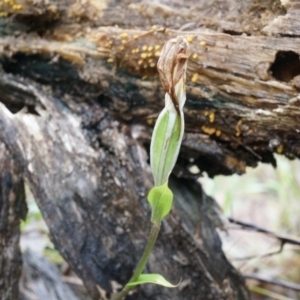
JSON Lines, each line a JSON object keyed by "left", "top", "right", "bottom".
{"left": 110, "top": 221, "right": 161, "bottom": 300}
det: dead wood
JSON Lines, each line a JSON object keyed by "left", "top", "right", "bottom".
{"left": 0, "top": 144, "right": 27, "bottom": 300}
{"left": 0, "top": 0, "right": 299, "bottom": 299}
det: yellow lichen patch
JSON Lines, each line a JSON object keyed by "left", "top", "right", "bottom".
{"left": 119, "top": 46, "right": 125, "bottom": 51}
{"left": 138, "top": 59, "right": 143, "bottom": 65}
{"left": 204, "top": 111, "right": 209, "bottom": 116}
{"left": 200, "top": 41, "right": 207, "bottom": 46}
{"left": 150, "top": 62, "right": 156, "bottom": 68}
{"left": 146, "top": 53, "right": 152, "bottom": 57}
{"left": 201, "top": 126, "right": 216, "bottom": 135}
{"left": 191, "top": 73, "right": 199, "bottom": 83}
{"left": 192, "top": 53, "right": 198, "bottom": 60}
{"left": 0, "top": 11, "right": 8, "bottom": 17}
{"left": 147, "top": 46, "right": 153, "bottom": 52}
{"left": 154, "top": 51, "right": 161, "bottom": 57}
{"left": 133, "top": 34, "right": 138, "bottom": 39}
{"left": 216, "top": 130, "right": 221, "bottom": 136}
{"left": 155, "top": 45, "right": 161, "bottom": 50}
{"left": 248, "top": 129, "right": 253, "bottom": 134}
{"left": 147, "top": 118, "right": 155, "bottom": 125}
{"left": 209, "top": 112, "right": 215, "bottom": 123}
{"left": 107, "top": 58, "right": 114, "bottom": 63}
{"left": 276, "top": 144, "right": 284, "bottom": 154}
{"left": 12, "top": 3, "right": 22, "bottom": 10}
{"left": 151, "top": 25, "right": 157, "bottom": 30}
{"left": 121, "top": 39, "right": 127, "bottom": 44}
{"left": 142, "top": 45, "right": 147, "bottom": 51}
{"left": 237, "top": 119, "right": 243, "bottom": 126}
{"left": 142, "top": 75, "right": 148, "bottom": 80}
{"left": 187, "top": 36, "right": 194, "bottom": 43}
{"left": 140, "top": 53, "right": 147, "bottom": 59}
{"left": 119, "top": 32, "right": 128, "bottom": 39}
{"left": 236, "top": 130, "right": 241, "bottom": 137}
{"left": 148, "top": 58, "right": 154, "bottom": 63}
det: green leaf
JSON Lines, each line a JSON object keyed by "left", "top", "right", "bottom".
{"left": 147, "top": 183, "right": 173, "bottom": 222}
{"left": 126, "top": 274, "right": 178, "bottom": 288}
{"left": 150, "top": 98, "right": 184, "bottom": 187}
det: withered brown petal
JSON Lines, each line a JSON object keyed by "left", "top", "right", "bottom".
{"left": 157, "top": 36, "right": 190, "bottom": 95}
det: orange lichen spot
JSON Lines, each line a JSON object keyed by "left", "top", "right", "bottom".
{"left": 200, "top": 41, "right": 207, "bottom": 46}
{"left": 140, "top": 53, "right": 147, "bottom": 59}
{"left": 201, "top": 126, "right": 216, "bottom": 135}
{"left": 209, "top": 112, "right": 215, "bottom": 123}
{"left": 155, "top": 45, "right": 161, "bottom": 50}
{"left": 248, "top": 129, "right": 253, "bottom": 134}
{"left": 187, "top": 36, "right": 194, "bottom": 43}
{"left": 154, "top": 51, "right": 161, "bottom": 57}
{"left": 107, "top": 58, "right": 114, "bottom": 63}
{"left": 276, "top": 144, "right": 284, "bottom": 154}
{"left": 138, "top": 59, "right": 143, "bottom": 65}
{"left": 147, "top": 46, "right": 153, "bottom": 52}
{"left": 191, "top": 73, "right": 199, "bottom": 83}
{"left": 119, "top": 32, "right": 128, "bottom": 38}
{"left": 151, "top": 25, "right": 157, "bottom": 30}
{"left": 142, "top": 45, "right": 147, "bottom": 51}
{"left": 192, "top": 53, "right": 198, "bottom": 59}
{"left": 150, "top": 62, "right": 156, "bottom": 68}
{"left": 216, "top": 130, "right": 221, "bottom": 136}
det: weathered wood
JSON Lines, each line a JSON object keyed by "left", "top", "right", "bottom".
{"left": 0, "top": 144, "right": 27, "bottom": 300}
{"left": 0, "top": 0, "right": 299, "bottom": 299}
{"left": 0, "top": 74, "right": 249, "bottom": 299}
{"left": 20, "top": 250, "right": 81, "bottom": 300}
{"left": 1, "top": 1, "right": 300, "bottom": 176}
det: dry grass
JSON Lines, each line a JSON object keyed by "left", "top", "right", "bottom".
{"left": 200, "top": 154, "right": 300, "bottom": 300}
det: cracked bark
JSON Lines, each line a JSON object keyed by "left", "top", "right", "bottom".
{"left": 0, "top": 0, "right": 299, "bottom": 299}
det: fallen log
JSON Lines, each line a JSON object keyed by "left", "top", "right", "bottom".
{"left": 1, "top": 0, "right": 299, "bottom": 299}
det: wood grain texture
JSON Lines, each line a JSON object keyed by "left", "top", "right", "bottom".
{"left": 0, "top": 144, "right": 27, "bottom": 300}
{"left": 0, "top": 0, "right": 299, "bottom": 299}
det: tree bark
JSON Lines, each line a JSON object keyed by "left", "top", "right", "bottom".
{"left": 0, "top": 0, "right": 299, "bottom": 299}
{"left": 0, "top": 144, "right": 27, "bottom": 300}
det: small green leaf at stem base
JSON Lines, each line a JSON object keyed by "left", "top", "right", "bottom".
{"left": 126, "top": 274, "right": 179, "bottom": 288}
{"left": 147, "top": 182, "right": 173, "bottom": 222}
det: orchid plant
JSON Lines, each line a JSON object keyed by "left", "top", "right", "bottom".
{"left": 111, "top": 36, "right": 190, "bottom": 300}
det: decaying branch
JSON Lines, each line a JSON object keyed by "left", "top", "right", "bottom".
{"left": 0, "top": 0, "right": 300, "bottom": 299}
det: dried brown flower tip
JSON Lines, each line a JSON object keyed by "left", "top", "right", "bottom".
{"left": 157, "top": 36, "right": 190, "bottom": 113}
